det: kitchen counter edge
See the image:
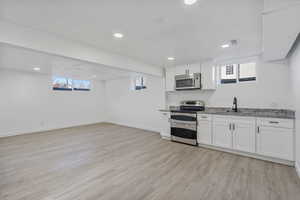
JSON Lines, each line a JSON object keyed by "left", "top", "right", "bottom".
{"left": 159, "top": 108, "right": 295, "bottom": 120}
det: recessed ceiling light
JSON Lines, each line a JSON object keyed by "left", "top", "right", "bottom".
{"left": 113, "top": 32, "right": 124, "bottom": 39}
{"left": 167, "top": 57, "right": 175, "bottom": 61}
{"left": 221, "top": 44, "right": 230, "bottom": 49}
{"left": 221, "top": 40, "right": 238, "bottom": 49}
{"left": 33, "top": 67, "right": 40, "bottom": 71}
{"left": 92, "top": 75, "right": 97, "bottom": 78}
{"left": 184, "top": 0, "right": 198, "bottom": 5}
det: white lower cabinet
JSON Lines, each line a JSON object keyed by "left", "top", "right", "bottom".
{"left": 197, "top": 115, "right": 212, "bottom": 145}
{"left": 232, "top": 118, "right": 256, "bottom": 153}
{"left": 162, "top": 111, "right": 295, "bottom": 163}
{"left": 213, "top": 117, "right": 232, "bottom": 148}
{"left": 213, "top": 116, "right": 256, "bottom": 153}
{"left": 256, "top": 118, "right": 294, "bottom": 161}
{"left": 160, "top": 112, "right": 170, "bottom": 139}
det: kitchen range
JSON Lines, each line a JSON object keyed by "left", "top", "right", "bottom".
{"left": 170, "top": 100, "right": 205, "bottom": 145}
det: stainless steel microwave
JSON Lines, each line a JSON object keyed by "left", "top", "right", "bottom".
{"left": 175, "top": 73, "right": 201, "bottom": 90}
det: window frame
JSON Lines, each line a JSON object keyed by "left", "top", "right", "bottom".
{"left": 220, "top": 64, "right": 238, "bottom": 84}
{"left": 219, "top": 62, "right": 257, "bottom": 85}
{"left": 52, "top": 76, "right": 73, "bottom": 91}
{"left": 238, "top": 62, "right": 257, "bottom": 82}
{"left": 133, "top": 76, "right": 147, "bottom": 91}
{"left": 73, "top": 79, "right": 91, "bottom": 91}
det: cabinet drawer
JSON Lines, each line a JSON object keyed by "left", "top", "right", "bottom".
{"left": 197, "top": 114, "right": 212, "bottom": 121}
{"left": 257, "top": 118, "right": 294, "bottom": 129}
{"left": 213, "top": 115, "right": 231, "bottom": 122}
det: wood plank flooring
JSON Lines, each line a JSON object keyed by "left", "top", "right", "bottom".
{"left": 0, "top": 123, "right": 300, "bottom": 200}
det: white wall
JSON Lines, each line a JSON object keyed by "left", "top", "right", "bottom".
{"left": 0, "top": 69, "right": 106, "bottom": 137}
{"left": 289, "top": 41, "right": 300, "bottom": 171}
{"left": 105, "top": 75, "right": 165, "bottom": 132}
{"left": 167, "top": 59, "right": 293, "bottom": 109}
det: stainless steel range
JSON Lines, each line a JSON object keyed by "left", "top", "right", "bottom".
{"left": 170, "top": 100, "right": 205, "bottom": 146}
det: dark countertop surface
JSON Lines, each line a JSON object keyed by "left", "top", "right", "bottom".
{"left": 159, "top": 107, "right": 295, "bottom": 119}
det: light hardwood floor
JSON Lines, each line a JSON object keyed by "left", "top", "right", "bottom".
{"left": 0, "top": 123, "right": 300, "bottom": 200}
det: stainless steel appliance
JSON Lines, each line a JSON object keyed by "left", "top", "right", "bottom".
{"left": 170, "top": 100, "right": 205, "bottom": 146}
{"left": 175, "top": 73, "right": 201, "bottom": 90}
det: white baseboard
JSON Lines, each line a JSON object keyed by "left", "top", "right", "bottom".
{"left": 0, "top": 120, "right": 159, "bottom": 139}
{"left": 198, "top": 143, "right": 295, "bottom": 166}
{"left": 106, "top": 120, "right": 160, "bottom": 133}
{"left": 296, "top": 161, "right": 300, "bottom": 179}
{"left": 161, "top": 136, "right": 171, "bottom": 140}
{"left": 0, "top": 121, "right": 106, "bottom": 138}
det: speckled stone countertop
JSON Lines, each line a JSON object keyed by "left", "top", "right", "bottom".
{"left": 159, "top": 107, "right": 295, "bottom": 119}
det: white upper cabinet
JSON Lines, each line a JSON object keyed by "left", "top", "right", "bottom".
{"left": 165, "top": 67, "right": 175, "bottom": 92}
{"left": 200, "top": 61, "right": 216, "bottom": 90}
{"left": 175, "top": 64, "right": 200, "bottom": 75}
{"left": 188, "top": 63, "right": 201, "bottom": 74}
{"left": 164, "top": 62, "right": 216, "bottom": 92}
{"left": 165, "top": 63, "right": 201, "bottom": 92}
{"left": 175, "top": 64, "right": 188, "bottom": 75}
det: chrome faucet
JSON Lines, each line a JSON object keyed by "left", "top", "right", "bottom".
{"left": 232, "top": 97, "right": 238, "bottom": 112}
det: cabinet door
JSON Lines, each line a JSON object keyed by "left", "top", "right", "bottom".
{"left": 257, "top": 126, "right": 294, "bottom": 161}
{"left": 201, "top": 62, "right": 216, "bottom": 90}
{"left": 197, "top": 120, "right": 212, "bottom": 145}
{"left": 232, "top": 118, "right": 255, "bottom": 153}
{"left": 175, "top": 65, "right": 188, "bottom": 75}
{"left": 189, "top": 63, "right": 201, "bottom": 74}
{"left": 213, "top": 119, "right": 232, "bottom": 148}
{"left": 165, "top": 68, "right": 175, "bottom": 92}
{"left": 160, "top": 112, "right": 170, "bottom": 139}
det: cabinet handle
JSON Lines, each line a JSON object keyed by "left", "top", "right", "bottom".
{"left": 229, "top": 123, "right": 231, "bottom": 130}
{"left": 269, "top": 121, "right": 279, "bottom": 124}
{"left": 233, "top": 124, "right": 235, "bottom": 131}
{"left": 201, "top": 116, "right": 208, "bottom": 119}
{"left": 257, "top": 126, "right": 260, "bottom": 134}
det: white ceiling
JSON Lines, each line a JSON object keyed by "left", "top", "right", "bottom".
{"left": 0, "top": 0, "right": 263, "bottom": 67}
{"left": 0, "top": 43, "right": 134, "bottom": 80}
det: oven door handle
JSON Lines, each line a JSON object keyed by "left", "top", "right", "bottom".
{"left": 171, "top": 113, "right": 197, "bottom": 117}
{"left": 171, "top": 119, "right": 197, "bottom": 125}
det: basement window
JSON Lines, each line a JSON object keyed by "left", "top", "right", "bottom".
{"left": 134, "top": 76, "right": 147, "bottom": 90}
{"left": 52, "top": 76, "right": 73, "bottom": 91}
{"left": 239, "top": 62, "right": 256, "bottom": 82}
{"left": 73, "top": 80, "right": 91, "bottom": 91}
{"left": 220, "top": 62, "right": 256, "bottom": 84}
{"left": 221, "top": 64, "right": 238, "bottom": 84}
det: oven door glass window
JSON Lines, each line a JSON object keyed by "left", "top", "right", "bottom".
{"left": 176, "top": 79, "right": 194, "bottom": 88}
